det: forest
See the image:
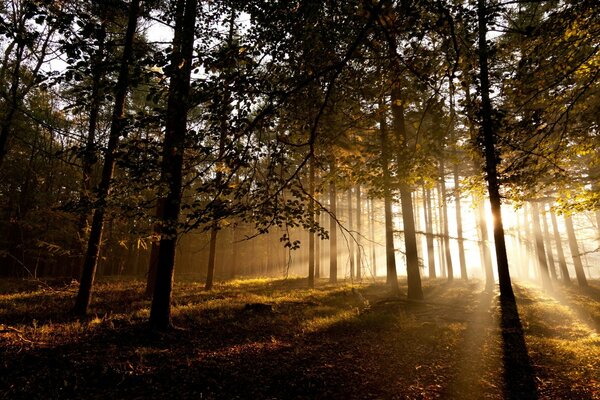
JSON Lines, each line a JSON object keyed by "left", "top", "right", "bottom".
{"left": 0, "top": 0, "right": 599, "bottom": 398}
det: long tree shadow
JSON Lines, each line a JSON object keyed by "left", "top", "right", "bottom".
{"left": 500, "top": 296, "right": 538, "bottom": 400}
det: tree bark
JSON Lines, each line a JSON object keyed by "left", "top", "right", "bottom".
{"left": 149, "top": 0, "right": 198, "bottom": 330}
{"left": 145, "top": 200, "right": 165, "bottom": 296}
{"left": 477, "top": 0, "right": 514, "bottom": 300}
{"left": 73, "top": 0, "right": 140, "bottom": 316}
{"left": 205, "top": 227, "right": 218, "bottom": 290}
{"left": 439, "top": 162, "right": 454, "bottom": 281}
{"left": 347, "top": 188, "right": 355, "bottom": 280}
{"left": 308, "top": 156, "right": 315, "bottom": 288}
{"left": 379, "top": 102, "right": 400, "bottom": 295}
{"left": 424, "top": 186, "right": 436, "bottom": 278}
{"left": 531, "top": 202, "right": 552, "bottom": 290}
{"left": 356, "top": 185, "right": 362, "bottom": 280}
{"left": 549, "top": 206, "right": 570, "bottom": 284}
{"left": 564, "top": 214, "right": 587, "bottom": 288}
{"left": 79, "top": 23, "right": 106, "bottom": 245}
{"left": 453, "top": 164, "right": 467, "bottom": 280}
{"left": 540, "top": 204, "right": 557, "bottom": 280}
{"left": 369, "top": 197, "right": 377, "bottom": 277}
{"left": 329, "top": 160, "right": 338, "bottom": 283}
{"left": 391, "top": 87, "right": 423, "bottom": 299}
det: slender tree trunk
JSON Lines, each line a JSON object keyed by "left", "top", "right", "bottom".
{"left": 391, "top": 87, "right": 422, "bottom": 299}
{"left": 564, "top": 214, "right": 588, "bottom": 288}
{"left": 424, "top": 186, "right": 436, "bottom": 278}
{"left": 347, "top": 188, "right": 355, "bottom": 280}
{"left": 453, "top": 164, "right": 467, "bottom": 280}
{"left": 316, "top": 204, "right": 321, "bottom": 278}
{"left": 380, "top": 102, "right": 400, "bottom": 295}
{"left": 476, "top": 196, "right": 494, "bottom": 289}
{"left": 549, "top": 206, "right": 570, "bottom": 284}
{"left": 477, "top": 0, "right": 514, "bottom": 300}
{"left": 369, "top": 198, "right": 377, "bottom": 277}
{"left": 79, "top": 24, "right": 106, "bottom": 244}
{"left": 73, "top": 0, "right": 140, "bottom": 316}
{"left": 205, "top": 227, "right": 218, "bottom": 290}
{"left": 540, "top": 204, "right": 557, "bottom": 280}
{"left": 149, "top": 0, "right": 198, "bottom": 329}
{"left": 413, "top": 191, "right": 424, "bottom": 271}
{"left": 356, "top": 185, "right": 362, "bottom": 280}
{"left": 308, "top": 156, "right": 315, "bottom": 288}
{"left": 329, "top": 160, "right": 338, "bottom": 283}
{"left": 531, "top": 202, "right": 552, "bottom": 290}
{"left": 436, "top": 186, "right": 447, "bottom": 278}
{"left": 439, "top": 163, "right": 454, "bottom": 281}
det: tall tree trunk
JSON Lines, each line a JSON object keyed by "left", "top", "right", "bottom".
{"left": 356, "top": 185, "right": 362, "bottom": 280}
{"left": 391, "top": 87, "right": 422, "bottom": 299}
{"left": 73, "top": 0, "right": 140, "bottom": 316}
{"left": 564, "top": 214, "right": 588, "bottom": 288}
{"left": 522, "top": 206, "right": 534, "bottom": 280}
{"left": 439, "top": 163, "right": 454, "bottom": 281}
{"left": 549, "top": 206, "right": 570, "bottom": 285}
{"left": 476, "top": 195, "right": 494, "bottom": 289}
{"left": 540, "top": 204, "right": 557, "bottom": 280}
{"left": 531, "top": 202, "right": 552, "bottom": 290}
{"left": 308, "top": 156, "right": 315, "bottom": 288}
{"left": 329, "top": 160, "right": 338, "bottom": 283}
{"left": 453, "top": 164, "right": 467, "bottom": 280}
{"left": 424, "top": 186, "right": 436, "bottom": 278}
{"left": 347, "top": 188, "right": 355, "bottom": 280}
{"left": 369, "top": 197, "right": 377, "bottom": 277}
{"left": 79, "top": 24, "right": 106, "bottom": 244}
{"left": 205, "top": 227, "right": 218, "bottom": 290}
{"left": 436, "top": 185, "right": 447, "bottom": 278}
{"left": 149, "top": 0, "right": 198, "bottom": 329}
{"left": 477, "top": 0, "right": 514, "bottom": 300}
{"left": 316, "top": 205, "right": 321, "bottom": 278}
{"left": 380, "top": 102, "right": 400, "bottom": 295}
{"left": 145, "top": 200, "right": 165, "bottom": 296}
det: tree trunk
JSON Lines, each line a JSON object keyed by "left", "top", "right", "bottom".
{"left": 424, "top": 186, "right": 436, "bottom": 278}
{"left": 347, "top": 188, "right": 355, "bottom": 280}
{"left": 369, "top": 197, "right": 377, "bottom": 277}
{"left": 436, "top": 185, "right": 447, "bottom": 279}
{"left": 531, "top": 202, "right": 552, "bottom": 290}
{"left": 453, "top": 164, "right": 467, "bottom": 280}
{"left": 145, "top": 200, "right": 165, "bottom": 296}
{"left": 78, "top": 23, "right": 106, "bottom": 245}
{"left": 149, "top": 0, "right": 198, "bottom": 330}
{"left": 329, "top": 160, "right": 338, "bottom": 283}
{"left": 391, "top": 87, "right": 422, "bottom": 299}
{"left": 73, "top": 0, "right": 140, "bottom": 316}
{"left": 308, "top": 156, "right": 315, "bottom": 288}
{"left": 205, "top": 227, "right": 218, "bottom": 290}
{"left": 549, "top": 206, "right": 570, "bottom": 284}
{"left": 477, "top": 0, "right": 514, "bottom": 300}
{"left": 379, "top": 102, "right": 400, "bottom": 295}
{"left": 476, "top": 195, "right": 494, "bottom": 289}
{"left": 564, "top": 214, "right": 588, "bottom": 288}
{"left": 356, "top": 185, "right": 362, "bottom": 280}
{"left": 316, "top": 205, "right": 321, "bottom": 278}
{"left": 540, "top": 204, "right": 557, "bottom": 280}
{"left": 439, "top": 163, "right": 454, "bottom": 281}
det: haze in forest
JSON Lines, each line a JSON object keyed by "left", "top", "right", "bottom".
{"left": 0, "top": 0, "right": 599, "bottom": 398}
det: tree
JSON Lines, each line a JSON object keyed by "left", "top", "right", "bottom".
{"left": 476, "top": 0, "right": 514, "bottom": 300}
{"left": 73, "top": 0, "right": 141, "bottom": 316}
{"left": 149, "top": 0, "right": 197, "bottom": 330}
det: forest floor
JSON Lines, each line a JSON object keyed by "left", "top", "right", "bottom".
{"left": 0, "top": 276, "right": 599, "bottom": 400}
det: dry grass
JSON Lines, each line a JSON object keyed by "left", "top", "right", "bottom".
{"left": 0, "top": 277, "right": 599, "bottom": 399}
